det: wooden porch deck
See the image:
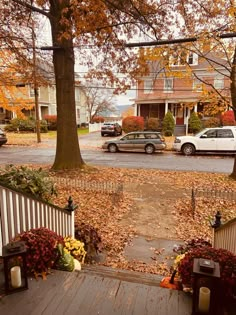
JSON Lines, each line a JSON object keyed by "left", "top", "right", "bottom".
{"left": 0, "top": 265, "right": 192, "bottom": 315}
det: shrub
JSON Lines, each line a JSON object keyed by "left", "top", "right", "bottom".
{"left": 202, "top": 117, "right": 221, "bottom": 128}
{"left": 178, "top": 246, "right": 236, "bottom": 300}
{"left": 146, "top": 117, "right": 159, "bottom": 131}
{"left": 91, "top": 116, "right": 105, "bottom": 123}
{"left": 44, "top": 115, "right": 57, "bottom": 130}
{"left": 4, "top": 117, "right": 48, "bottom": 133}
{"left": 0, "top": 164, "right": 57, "bottom": 202}
{"left": 75, "top": 223, "right": 102, "bottom": 262}
{"left": 162, "top": 111, "right": 175, "bottom": 136}
{"left": 188, "top": 112, "right": 202, "bottom": 133}
{"left": 15, "top": 227, "right": 64, "bottom": 277}
{"left": 221, "top": 110, "right": 235, "bottom": 126}
{"left": 122, "top": 116, "right": 144, "bottom": 133}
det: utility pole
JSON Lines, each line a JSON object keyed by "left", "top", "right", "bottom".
{"left": 32, "top": 26, "right": 41, "bottom": 143}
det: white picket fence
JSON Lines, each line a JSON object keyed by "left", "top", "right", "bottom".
{"left": 213, "top": 218, "right": 236, "bottom": 255}
{"left": 0, "top": 185, "right": 75, "bottom": 256}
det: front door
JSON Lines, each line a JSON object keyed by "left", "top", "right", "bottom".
{"left": 174, "top": 105, "right": 184, "bottom": 125}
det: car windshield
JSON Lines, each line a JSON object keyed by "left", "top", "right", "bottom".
{"left": 194, "top": 129, "right": 207, "bottom": 137}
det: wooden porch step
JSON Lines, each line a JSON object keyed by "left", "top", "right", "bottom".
{"left": 82, "top": 264, "right": 163, "bottom": 287}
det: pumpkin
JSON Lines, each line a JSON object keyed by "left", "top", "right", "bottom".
{"left": 160, "top": 270, "right": 182, "bottom": 290}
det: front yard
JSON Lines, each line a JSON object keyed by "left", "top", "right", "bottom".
{"left": 47, "top": 165, "right": 236, "bottom": 275}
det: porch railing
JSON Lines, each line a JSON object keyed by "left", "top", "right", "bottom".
{"left": 213, "top": 218, "right": 236, "bottom": 255}
{"left": 0, "top": 184, "right": 74, "bottom": 256}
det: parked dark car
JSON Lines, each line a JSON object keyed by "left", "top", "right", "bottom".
{"left": 0, "top": 128, "right": 7, "bottom": 146}
{"left": 101, "top": 122, "right": 122, "bottom": 137}
{"left": 102, "top": 131, "right": 166, "bottom": 154}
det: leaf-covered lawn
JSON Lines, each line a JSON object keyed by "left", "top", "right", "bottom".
{"left": 45, "top": 166, "right": 236, "bottom": 275}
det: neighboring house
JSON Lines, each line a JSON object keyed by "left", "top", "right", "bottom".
{"left": 134, "top": 50, "right": 231, "bottom": 135}
{"left": 0, "top": 64, "right": 89, "bottom": 125}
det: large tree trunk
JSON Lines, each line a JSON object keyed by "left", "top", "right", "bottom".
{"left": 230, "top": 46, "right": 236, "bottom": 178}
{"left": 49, "top": 1, "right": 84, "bottom": 170}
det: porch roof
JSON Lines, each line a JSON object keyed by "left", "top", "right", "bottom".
{"left": 134, "top": 97, "right": 199, "bottom": 104}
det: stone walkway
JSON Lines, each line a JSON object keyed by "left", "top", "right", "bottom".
{"left": 121, "top": 182, "right": 186, "bottom": 267}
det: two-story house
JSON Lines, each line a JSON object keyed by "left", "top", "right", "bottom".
{"left": 0, "top": 62, "right": 89, "bottom": 126}
{"left": 134, "top": 49, "right": 231, "bottom": 135}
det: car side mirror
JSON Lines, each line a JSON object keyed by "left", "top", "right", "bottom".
{"left": 200, "top": 134, "right": 207, "bottom": 138}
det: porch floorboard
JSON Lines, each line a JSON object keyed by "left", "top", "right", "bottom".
{"left": 0, "top": 265, "right": 192, "bottom": 315}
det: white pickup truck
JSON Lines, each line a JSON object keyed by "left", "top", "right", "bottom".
{"left": 172, "top": 126, "right": 236, "bottom": 155}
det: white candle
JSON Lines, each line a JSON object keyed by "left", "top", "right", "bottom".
{"left": 10, "top": 266, "right": 22, "bottom": 288}
{"left": 198, "top": 287, "right": 211, "bottom": 313}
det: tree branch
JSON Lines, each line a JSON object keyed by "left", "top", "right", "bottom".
{"left": 10, "top": 0, "right": 51, "bottom": 19}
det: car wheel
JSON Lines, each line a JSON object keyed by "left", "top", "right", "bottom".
{"left": 101, "top": 133, "right": 104, "bottom": 137}
{"left": 145, "top": 144, "right": 155, "bottom": 154}
{"left": 182, "top": 143, "right": 195, "bottom": 156}
{"left": 114, "top": 131, "right": 117, "bottom": 137}
{"left": 108, "top": 144, "right": 118, "bottom": 153}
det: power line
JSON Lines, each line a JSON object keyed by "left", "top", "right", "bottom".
{"left": 0, "top": 31, "right": 235, "bottom": 51}
{"left": 0, "top": 83, "right": 230, "bottom": 92}
{"left": 125, "top": 32, "right": 236, "bottom": 48}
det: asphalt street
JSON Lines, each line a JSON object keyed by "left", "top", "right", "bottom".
{"left": 0, "top": 143, "right": 234, "bottom": 174}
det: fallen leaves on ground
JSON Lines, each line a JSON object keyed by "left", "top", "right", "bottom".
{"left": 47, "top": 166, "right": 236, "bottom": 276}
{"left": 2, "top": 162, "right": 236, "bottom": 276}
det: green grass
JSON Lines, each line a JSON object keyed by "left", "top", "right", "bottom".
{"left": 77, "top": 128, "right": 89, "bottom": 135}
{"left": 41, "top": 128, "right": 89, "bottom": 138}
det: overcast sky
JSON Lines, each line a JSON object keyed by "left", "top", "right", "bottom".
{"left": 114, "top": 90, "right": 136, "bottom": 106}
{"left": 37, "top": 17, "right": 137, "bottom": 107}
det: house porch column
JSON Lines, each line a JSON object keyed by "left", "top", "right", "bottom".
{"left": 165, "top": 101, "right": 168, "bottom": 114}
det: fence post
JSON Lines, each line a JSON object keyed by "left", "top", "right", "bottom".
{"left": 210, "top": 211, "right": 222, "bottom": 229}
{"left": 191, "top": 187, "right": 196, "bottom": 218}
{"left": 64, "top": 196, "right": 78, "bottom": 238}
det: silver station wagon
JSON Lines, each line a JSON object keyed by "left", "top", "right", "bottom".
{"left": 102, "top": 131, "right": 166, "bottom": 154}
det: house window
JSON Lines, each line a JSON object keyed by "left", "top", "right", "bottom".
{"left": 77, "top": 108, "right": 80, "bottom": 119}
{"left": 171, "top": 52, "right": 198, "bottom": 66}
{"left": 29, "top": 85, "right": 34, "bottom": 97}
{"left": 164, "top": 78, "right": 173, "bottom": 92}
{"left": 144, "top": 79, "right": 153, "bottom": 93}
{"left": 193, "top": 79, "right": 203, "bottom": 92}
{"left": 188, "top": 53, "right": 194, "bottom": 64}
{"left": 75, "top": 87, "right": 80, "bottom": 101}
{"left": 29, "top": 85, "right": 40, "bottom": 98}
{"left": 214, "top": 77, "right": 224, "bottom": 89}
